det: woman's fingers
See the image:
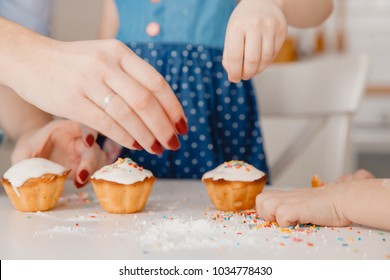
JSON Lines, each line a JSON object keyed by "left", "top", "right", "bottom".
{"left": 75, "top": 98, "right": 139, "bottom": 150}
{"left": 80, "top": 125, "right": 98, "bottom": 148}
{"left": 105, "top": 69, "right": 180, "bottom": 153}
{"left": 121, "top": 53, "right": 188, "bottom": 135}
{"left": 87, "top": 83, "right": 159, "bottom": 153}
{"left": 74, "top": 141, "right": 107, "bottom": 188}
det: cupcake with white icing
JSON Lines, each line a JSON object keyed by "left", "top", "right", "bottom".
{"left": 2, "top": 158, "right": 69, "bottom": 212}
{"left": 202, "top": 160, "right": 267, "bottom": 211}
{"left": 91, "top": 158, "right": 155, "bottom": 214}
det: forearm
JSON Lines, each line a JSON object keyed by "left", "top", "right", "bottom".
{"left": 340, "top": 179, "right": 390, "bottom": 231}
{"left": 0, "top": 85, "right": 53, "bottom": 141}
{"left": 0, "top": 17, "right": 55, "bottom": 91}
{"left": 275, "top": 0, "right": 333, "bottom": 28}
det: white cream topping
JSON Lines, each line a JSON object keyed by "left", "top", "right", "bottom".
{"left": 202, "top": 160, "right": 265, "bottom": 182}
{"left": 91, "top": 158, "right": 153, "bottom": 185}
{"left": 3, "top": 158, "right": 67, "bottom": 196}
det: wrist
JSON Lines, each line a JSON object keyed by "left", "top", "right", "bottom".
{"left": 0, "top": 18, "right": 56, "bottom": 89}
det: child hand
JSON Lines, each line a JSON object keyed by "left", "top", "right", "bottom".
{"left": 11, "top": 120, "right": 108, "bottom": 188}
{"left": 223, "top": 0, "right": 287, "bottom": 82}
{"left": 336, "top": 169, "right": 376, "bottom": 183}
{"left": 256, "top": 185, "right": 351, "bottom": 227}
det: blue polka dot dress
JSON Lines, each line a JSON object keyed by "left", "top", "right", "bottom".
{"left": 99, "top": 0, "right": 269, "bottom": 180}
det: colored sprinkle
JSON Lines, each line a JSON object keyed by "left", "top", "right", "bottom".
{"left": 223, "top": 160, "right": 252, "bottom": 172}
{"left": 293, "top": 238, "right": 303, "bottom": 242}
{"left": 26, "top": 216, "right": 32, "bottom": 219}
{"left": 75, "top": 223, "right": 79, "bottom": 227}
{"left": 279, "top": 243, "right": 285, "bottom": 247}
{"left": 382, "top": 238, "right": 386, "bottom": 242}
{"left": 307, "top": 242, "right": 314, "bottom": 247}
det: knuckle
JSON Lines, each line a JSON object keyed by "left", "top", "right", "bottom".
{"left": 262, "top": 17, "right": 277, "bottom": 29}
{"left": 228, "top": 51, "right": 243, "bottom": 62}
{"left": 262, "top": 199, "right": 275, "bottom": 212}
{"left": 105, "top": 39, "right": 125, "bottom": 51}
{"left": 133, "top": 91, "right": 154, "bottom": 111}
{"left": 245, "top": 54, "right": 260, "bottom": 64}
{"left": 115, "top": 105, "right": 132, "bottom": 122}
{"left": 149, "top": 74, "right": 167, "bottom": 92}
{"left": 228, "top": 19, "right": 242, "bottom": 31}
{"left": 99, "top": 113, "right": 114, "bottom": 131}
{"left": 275, "top": 206, "right": 289, "bottom": 220}
{"left": 262, "top": 54, "right": 274, "bottom": 64}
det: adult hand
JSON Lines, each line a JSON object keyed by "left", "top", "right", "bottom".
{"left": 223, "top": 0, "right": 287, "bottom": 82}
{"left": 0, "top": 18, "right": 188, "bottom": 154}
{"left": 12, "top": 120, "right": 107, "bottom": 188}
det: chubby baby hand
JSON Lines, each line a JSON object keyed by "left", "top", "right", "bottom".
{"left": 223, "top": 0, "right": 287, "bottom": 82}
{"left": 12, "top": 120, "right": 108, "bottom": 188}
{"left": 256, "top": 185, "right": 352, "bottom": 228}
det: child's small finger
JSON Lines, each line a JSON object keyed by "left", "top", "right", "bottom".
{"left": 258, "top": 197, "right": 281, "bottom": 222}
{"left": 256, "top": 33, "right": 275, "bottom": 74}
{"left": 80, "top": 125, "right": 98, "bottom": 148}
{"left": 242, "top": 33, "right": 262, "bottom": 80}
{"left": 354, "top": 169, "right": 375, "bottom": 180}
{"left": 275, "top": 203, "right": 305, "bottom": 228}
{"left": 225, "top": 26, "right": 244, "bottom": 83}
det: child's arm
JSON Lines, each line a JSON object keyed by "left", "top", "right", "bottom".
{"left": 224, "top": 0, "right": 333, "bottom": 82}
{"left": 0, "top": 85, "right": 53, "bottom": 141}
{"left": 275, "top": 0, "right": 333, "bottom": 28}
{"left": 256, "top": 179, "right": 390, "bottom": 231}
{"left": 99, "top": 0, "right": 119, "bottom": 39}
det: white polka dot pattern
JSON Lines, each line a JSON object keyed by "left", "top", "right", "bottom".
{"left": 99, "top": 43, "right": 268, "bottom": 180}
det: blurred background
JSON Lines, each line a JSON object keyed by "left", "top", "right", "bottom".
{"left": 1, "top": 0, "right": 390, "bottom": 182}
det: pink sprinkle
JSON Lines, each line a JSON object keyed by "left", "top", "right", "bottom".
{"left": 293, "top": 238, "right": 303, "bottom": 242}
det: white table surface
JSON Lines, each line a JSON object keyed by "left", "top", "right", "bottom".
{"left": 1, "top": 179, "right": 389, "bottom": 260}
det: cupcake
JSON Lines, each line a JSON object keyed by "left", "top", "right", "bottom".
{"left": 91, "top": 158, "right": 155, "bottom": 214}
{"left": 202, "top": 160, "right": 267, "bottom": 211}
{"left": 2, "top": 158, "right": 69, "bottom": 212}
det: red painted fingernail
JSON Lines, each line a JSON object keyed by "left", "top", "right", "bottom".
{"left": 85, "top": 134, "right": 95, "bottom": 147}
{"left": 78, "top": 169, "right": 89, "bottom": 183}
{"left": 151, "top": 140, "right": 164, "bottom": 155}
{"left": 133, "top": 141, "right": 143, "bottom": 150}
{"left": 74, "top": 180, "right": 87, "bottom": 189}
{"left": 175, "top": 118, "right": 188, "bottom": 135}
{"left": 168, "top": 134, "right": 180, "bottom": 151}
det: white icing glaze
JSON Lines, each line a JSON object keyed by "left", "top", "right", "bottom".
{"left": 91, "top": 158, "right": 153, "bottom": 185}
{"left": 202, "top": 160, "right": 265, "bottom": 182}
{"left": 3, "top": 158, "right": 67, "bottom": 196}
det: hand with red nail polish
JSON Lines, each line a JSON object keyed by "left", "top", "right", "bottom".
{"left": 12, "top": 119, "right": 108, "bottom": 188}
